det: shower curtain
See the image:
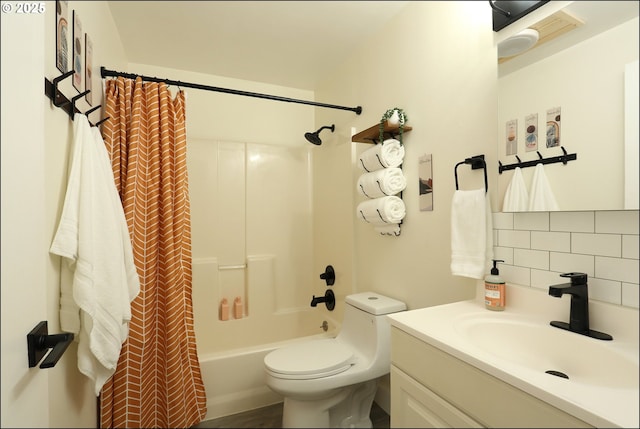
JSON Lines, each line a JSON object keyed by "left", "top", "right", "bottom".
{"left": 99, "top": 76, "right": 207, "bottom": 428}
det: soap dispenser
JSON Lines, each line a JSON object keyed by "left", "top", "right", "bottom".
{"left": 485, "top": 259, "right": 505, "bottom": 311}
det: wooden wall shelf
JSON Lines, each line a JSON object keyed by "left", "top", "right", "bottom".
{"left": 352, "top": 121, "right": 412, "bottom": 144}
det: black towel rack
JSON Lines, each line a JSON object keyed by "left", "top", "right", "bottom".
{"left": 455, "top": 154, "right": 488, "bottom": 192}
{"left": 44, "top": 70, "right": 109, "bottom": 126}
{"left": 498, "top": 146, "right": 577, "bottom": 174}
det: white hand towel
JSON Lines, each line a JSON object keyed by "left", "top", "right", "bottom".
{"left": 50, "top": 114, "right": 140, "bottom": 395}
{"left": 356, "top": 195, "right": 406, "bottom": 226}
{"left": 502, "top": 167, "right": 529, "bottom": 212}
{"left": 451, "top": 189, "right": 494, "bottom": 280}
{"left": 358, "top": 139, "right": 405, "bottom": 172}
{"left": 528, "top": 163, "right": 559, "bottom": 211}
{"left": 357, "top": 167, "right": 407, "bottom": 198}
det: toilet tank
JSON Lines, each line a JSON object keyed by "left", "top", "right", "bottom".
{"left": 336, "top": 292, "right": 406, "bottom": 373}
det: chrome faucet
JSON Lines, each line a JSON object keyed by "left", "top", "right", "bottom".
{"left": 548, "top": 272, "right": 612, "bottom": 340}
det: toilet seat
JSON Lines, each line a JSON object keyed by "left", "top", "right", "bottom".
{"left": 265, "top": 339, "right": 355, "bottom": 380}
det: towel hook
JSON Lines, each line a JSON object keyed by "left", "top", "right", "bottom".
{"left": 52, "top": 71, "right": 74, "bottom": 107}
{"left": 70, "top": 90, "right": 90, "bottom": 119}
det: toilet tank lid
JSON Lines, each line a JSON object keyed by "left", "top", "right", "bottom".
{"left": 345, "top": 292, "right": 406, "bottom": 315}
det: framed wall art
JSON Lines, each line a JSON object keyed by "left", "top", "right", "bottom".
{"left": 55, "top": 0, "right": 69, "bottom": 73}
{"left": 85, "top": 33, "right": 93, "bottom": 105}
{"left": 72, "top": 10, "right": 83, "bottom": 92}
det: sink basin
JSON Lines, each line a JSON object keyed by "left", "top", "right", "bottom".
{"left": 387, "top": 296, "right": 639, "bottom": 428}
{"left": 453, "top": 314, "right": 639, "bottom": 389}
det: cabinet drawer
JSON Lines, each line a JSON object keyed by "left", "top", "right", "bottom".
{"left": 391, "top": 365, "right": 482, "bottom": 428}
{"left": 391, "top": 327, "right": 592, "bottom": 428}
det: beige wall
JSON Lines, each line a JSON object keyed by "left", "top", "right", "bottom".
{"left": 313, "top": 1, "right": 499, "bottom": 313}
{"left": 1, "top": 7, "right": 48, "bottom": 428}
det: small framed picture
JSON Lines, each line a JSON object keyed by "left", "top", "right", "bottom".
{"left": 55, "top": 0, "right": 69, "bottom": 73}
{"left": 506, "top": 119, "right": 517, "bottom": 156}
{"left": 525, "top": 113, "right": 538, "bottom": 152}
{"left": 546, "top": 106, "right": 561, "bottom": 148}
{"left": 418, "top": 153, "right": 433, "bottom": 211}
{"left": 72, "top": 10, "right": 83, "bottom": 92}
{"left": 85, "top": 33, "right": 93, "bottom": 105}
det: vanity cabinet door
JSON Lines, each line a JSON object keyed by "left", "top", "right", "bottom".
{"left": 391, "top": 365, "right": 482, "bottom": 428}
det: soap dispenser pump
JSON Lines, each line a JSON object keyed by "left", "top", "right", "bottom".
{"left": 485, "top": 259, "right": 505, "bottom": 311}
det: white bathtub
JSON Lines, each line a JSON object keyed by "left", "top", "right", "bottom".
{"left": 199, "top": 332, "right": 336, "bottom": 421}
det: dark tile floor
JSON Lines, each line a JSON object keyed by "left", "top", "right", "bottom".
{"left": 194, "top": 401, "right": 390, "bottom": 428}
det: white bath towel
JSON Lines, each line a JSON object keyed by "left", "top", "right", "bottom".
{"left": 358, "top": 139, "right": 405, "bottom": 172}
{"left": 528, "top": 163, "right": 559, "bottom": 211}
{"left": 356, "top": 195, "right": 406, "bottom": 226}
{"left": 50, "top": 114, "right": 140, "bottom": 395}
{"left": 502, "top": 167, "right": 529, "bottom": 212}
{"left": 450, "top": 189, "right": 494, "bottom": 280}
{"left": 357, "top": 167, "right": 407, "bottom": 198}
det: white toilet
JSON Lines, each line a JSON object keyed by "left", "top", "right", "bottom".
{"left": 264, "top": 292, "right": 407, "bottom": 428}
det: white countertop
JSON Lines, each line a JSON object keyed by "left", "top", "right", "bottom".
{"left": 388, "top": 285, "right": 639, "bottom": 428}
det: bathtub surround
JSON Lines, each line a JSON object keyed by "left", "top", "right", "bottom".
{"left": 492, "top": 210, "right": 639, "bottom": 308}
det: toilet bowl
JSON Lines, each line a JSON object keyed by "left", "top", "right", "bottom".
{"left": 264, "top": 292, "right": 406, "bottom": 428}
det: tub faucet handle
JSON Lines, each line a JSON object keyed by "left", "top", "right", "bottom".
{"left": 310, "top": 289, "right": 335, "bottom": 311}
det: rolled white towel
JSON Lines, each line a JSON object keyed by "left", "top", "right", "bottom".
{"left": 356, "top": 196, "right": 406, "bottom": 226}
{"left": 358, "top": 139, "right": 405, "bottom": 172}
{"left": 357, "top": 167, "right": 407, "bottom": 198}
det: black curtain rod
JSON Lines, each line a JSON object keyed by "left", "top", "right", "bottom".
{"left": 100, "top": 67, "right": 362, "bottom": 115}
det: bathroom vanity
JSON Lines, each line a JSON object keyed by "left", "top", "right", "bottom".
{"left": 387, "top": 285, "right": 639, "bottom": 428}
{"left": 390, "top": 327, "right": 590, "bottom": 428}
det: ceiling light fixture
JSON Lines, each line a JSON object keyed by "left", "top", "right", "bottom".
{"left": 498, "top": 28, "right": 540, "bottom": 58}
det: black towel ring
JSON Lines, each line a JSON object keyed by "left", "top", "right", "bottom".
{"left": 454, "top": 155, "right": 488, "bottom": 193}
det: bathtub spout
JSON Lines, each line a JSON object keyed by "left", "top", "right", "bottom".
{"left": 310, "top": 289, "right": 335, "bottom": 311}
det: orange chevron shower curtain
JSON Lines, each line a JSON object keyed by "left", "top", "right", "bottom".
{"left": 99, "top": 77, "right": 207, "bottom": 428}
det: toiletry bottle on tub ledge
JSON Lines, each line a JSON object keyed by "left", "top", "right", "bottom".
{"left": 485, "top": 259, "right": 505, "bottom": 311}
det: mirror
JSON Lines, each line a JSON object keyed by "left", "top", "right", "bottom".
{"left": 497, "top": 1, "right": 639, "bottom": 212}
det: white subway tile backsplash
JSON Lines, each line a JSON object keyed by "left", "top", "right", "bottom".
{"left": 493, "top": 246, "right": 514, "bottom": 265}
{"left": 550, "top": 211, "right": 594, "bottom": 233}
{"left": 531, "top": 269, "right": 565, "bottom": 291}
{"left": 498, "top": 230, "right": 530, "bottom": 248}
{"left": 500, "top": 264, "right": 531, "bottom": 286}
{"left": 571, "top": 233, "right": 621, "bottom": 257}
{"left": 622, "top": 283, "right": 639, "bottom": 309}
{"left": 493, "top": 212, "right": 514, "bottom": 230}
{"left": 531, "top": 231, "right": 570, "bottom": 252}
{"left": 549, "top": 252, "right": 595, "bottom": 277}
{"left": 514, "top": 212, "right": 549, "bottom": 231}
{"left": 494, "top": 210, "right": 639, "bottom": 310}
{"left": 623, "top": 235, "right": 639, "bottom": 259}
{"left": 514, "top": 248, "right": 549, "bottom": 270}
{"left": 595, "top": 256, "right": 639, "bottom": 284}
{"left": 588, "top": 277, "right": 622, "bottom": 305}
{"left": 595, "top": 211, "right": 639, "bottom": 235}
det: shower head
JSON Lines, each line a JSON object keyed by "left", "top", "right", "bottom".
{"left": 305, "top": 124, "right": 335, "bottom": 145}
